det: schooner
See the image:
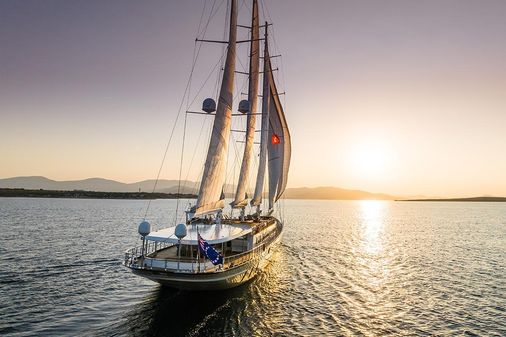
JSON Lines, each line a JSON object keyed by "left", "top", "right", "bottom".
{"left": 124, "top": 0, "right": 290, "bottom": 290}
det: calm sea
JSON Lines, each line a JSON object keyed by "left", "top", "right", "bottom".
{"left": 0, "top": 198, "right": 505, "bottom": 336}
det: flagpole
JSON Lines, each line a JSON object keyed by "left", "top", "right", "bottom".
{"left": 221, "top": 242, "right": 225, "bottom": 269}
{"left": 197, "top": 226, "right": 200, "bottom": 272}
{"left": 177, "top": 238, "right": 181, "bottom": 271}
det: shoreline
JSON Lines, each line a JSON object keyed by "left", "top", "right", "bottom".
{"left": 0, "top": 188, "right": 196, "bottom": 200}
{"left": 398, "top": 197, "right": 506, "bottom": 202}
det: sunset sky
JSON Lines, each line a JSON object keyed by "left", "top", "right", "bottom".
{"left": 1, "top": 0, "right": 505, "bottom": 197}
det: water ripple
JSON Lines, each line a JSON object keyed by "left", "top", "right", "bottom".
{"left": 1, "top": 198, "right": 505, "bottom": 336}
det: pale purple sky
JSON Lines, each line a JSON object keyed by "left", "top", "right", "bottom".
{"left": 1, "top": 0, "right": 505, "bottom": 196}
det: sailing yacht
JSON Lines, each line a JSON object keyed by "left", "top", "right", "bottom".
{"left": 124, "top": 0, "right": 290, "bottom": 290}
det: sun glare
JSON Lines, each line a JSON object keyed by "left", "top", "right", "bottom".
{"left": 348, "top": 141, "right": 393, "bottom": 177}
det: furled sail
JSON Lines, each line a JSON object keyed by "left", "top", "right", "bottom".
{"left": 251, "top": 24, "right": 271, "bottom": 207}
{"left": 193, "top": 0, "right": 237, "bottom": 216}
{"left": 267, "top": 51, "right": 291, "bottom": 211}
{"left": 231, "top": 0, "right": 260, "bottom": 208}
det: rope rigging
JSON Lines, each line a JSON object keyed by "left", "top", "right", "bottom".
{"left": 144, "top": 0, "right": 287, "bottom": 222}
{"left": 143, "top": 0, "right": 225, "bottom": 220}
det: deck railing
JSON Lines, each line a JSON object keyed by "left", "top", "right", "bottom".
{"left": 124, "top": 223, "right": 282, "bottom": 274}
{"left": 123, "top": 240, "right": 174, "bottom": 268}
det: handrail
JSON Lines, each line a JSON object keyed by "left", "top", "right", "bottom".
{"left": 124, "top": 223, "right": 282, "bottom": 273}
{"left": 123, "top": 240, "right": 174, "bottom": 268}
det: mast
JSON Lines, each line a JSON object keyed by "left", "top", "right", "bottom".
{"left": 193, "top": 0, "right": 237, "bottom": 217}
{"left": 232, "top": 0, "right": 260, "bottom": 210}
{"left": 251, "top": 22, "right": 270, "bottom": 211}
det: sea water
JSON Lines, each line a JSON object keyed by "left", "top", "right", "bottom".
{"left": 0, "top": 198, "right": 505, "bottom": 336}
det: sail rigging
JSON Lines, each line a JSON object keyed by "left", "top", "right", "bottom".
{"left": 251, "top": 22, "right": 290, "bottom": 212}
{"left": 267, "top": 53, "right": 291, "bottom": 210}
{"left": 231, "top": 0, "right": 260, "bottom": 209}
{"left": 191, "top": 0, "right": 289, "bottom": 217}
{"left": 193, "top": 0, "right": 237, "bottom": 216}
{"left": 127, "top": 0, "right": 289, "bottom": 291}
{"left": 251, "top": 23, "right": 271, "bottom": 208}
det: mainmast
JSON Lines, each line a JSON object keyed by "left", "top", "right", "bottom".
{"left": 193, "top": 0, "right": 237, "bottom": 217}
{"left": 251, "top": 22, "right": 270, "bottom": 212}
{"left": 231, "top": 0, "right": 260, "bottom": 212}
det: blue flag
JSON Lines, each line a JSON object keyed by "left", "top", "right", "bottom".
{"left": 198, "top": 233, "right": 224, "bottom": 265}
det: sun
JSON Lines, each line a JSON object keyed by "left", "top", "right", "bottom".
{"left": 348, "top": 141, "right": 393, "bottom": 177}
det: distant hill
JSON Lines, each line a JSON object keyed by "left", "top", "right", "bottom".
{"left": 0, "top": 177, "right": 397, "bottom": 200}
{"left": 2, "top": 177, "right": 503, "bottom": 201}
{"left": 400, "top": 197, "right": 506, "bottom": 202}
{"left": 283, "top": 186, "right": 396, "bottom": 200}
{"left": 0, "top": 188, "right": 196, "bottom": 200}
{"left": 0, "top": 176, "right": 196, "bottom": 193}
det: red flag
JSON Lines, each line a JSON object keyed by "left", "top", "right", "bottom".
{"left": 271, "top": 134, "right": 280, "bottom": 144}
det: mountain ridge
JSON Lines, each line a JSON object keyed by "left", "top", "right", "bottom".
{"left": 282, "top": 186, "right": 395, "bottom": 200}
{"left": 0, "top": 176, "right": 398, "bottom": 200}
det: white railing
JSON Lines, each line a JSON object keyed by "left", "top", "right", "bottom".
{"left": 124, "top": 223, "right": 281, "bottom": 274}
{"left": 123, "top": 240, "right": 174, "bottom": 268}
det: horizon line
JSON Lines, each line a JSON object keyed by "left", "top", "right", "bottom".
{"left": 1, "top": 175, "right": 505, "bottom": 199}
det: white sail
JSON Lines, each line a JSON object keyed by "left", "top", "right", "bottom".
{"left": 251, "top": 24, "right": 271, "bottom": 207}
{"left": 194, "top": 0, "right": 237, "bottom": 216}
{"left": 232, "top": 0, "right": 260, "bottom": 208}
{"left": 267, "top": 51, "right": 291, "bottom": 210}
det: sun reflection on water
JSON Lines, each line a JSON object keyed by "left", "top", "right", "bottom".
{"left": 354, "top": 200, "right": 390, "bottom": 292}
{"left": 359, "top": 200, "right": 387, "bottom": 255}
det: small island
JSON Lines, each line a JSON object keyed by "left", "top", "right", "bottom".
{"left": 399, "top": 197, "right": 506, "bottom": 202}
{"left": 0, "top": 188, "right": 197, "bottom": 200}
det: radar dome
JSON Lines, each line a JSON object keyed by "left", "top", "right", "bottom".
{"left": 175, "top": 223, "right": 187, "bottom": 239}
{"left": 238, "top": 100, "right": 250, "bottom": 114}
{"left": 202, "top": 98, "right": 216, "bottom": 113}
{"left": 138, "top": 221, "right": 151, "bottom": 236}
